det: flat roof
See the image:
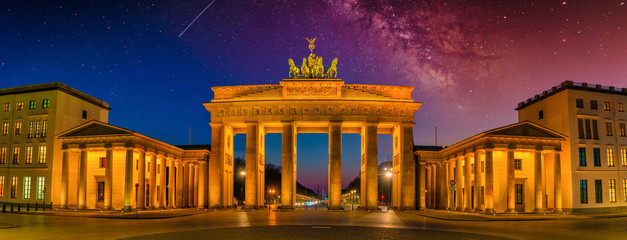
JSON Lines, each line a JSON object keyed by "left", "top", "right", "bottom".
{"left": 516, "top": 81, "right": 627, "bottom": 111}
{"left": 0, "top": 82, "right": 110, "bottom": 110}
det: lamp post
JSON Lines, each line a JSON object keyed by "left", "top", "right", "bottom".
{"left": 351, "top": 190, "right": 356, "bottom": 211}
{"left": 239, "top": 170, "right": 246, "bottom": 205}
{"left": 385, "top": 170, "right": 392, "bottom": 205}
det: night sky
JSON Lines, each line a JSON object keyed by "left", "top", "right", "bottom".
{"left": 1, "top": 1, "right": 626, "bottom": 191}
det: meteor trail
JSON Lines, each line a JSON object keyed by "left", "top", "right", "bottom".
{"left": 179, "top": 0, "right": 216, "bottom": 38}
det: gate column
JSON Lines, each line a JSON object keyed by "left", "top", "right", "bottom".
{"left": 281, "top": 122, "right": 297, "bottom": 209}
{"left": 328, "top": 121, "right": 342, "bottom": 210}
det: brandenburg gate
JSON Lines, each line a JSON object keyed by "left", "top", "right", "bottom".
{"left": 203, "top": 39, "right": 422, "bottom": 210}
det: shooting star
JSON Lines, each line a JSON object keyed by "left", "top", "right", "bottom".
{"left": 179, "top": 0, "right": 216, "bottom": 38}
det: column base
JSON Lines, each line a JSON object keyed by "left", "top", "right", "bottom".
{"left": 455, "top": 207, "right": 464, "bottom": 212}
{"left": 473, "top": 208, "right": 483, "bottom": 213}
{"left": 534, "top": 209, "right": 545, "bottom": 214}
{"left": 59, "top": 204, "right": 68, "bottom": 209}
{"left": 77, "top": 205, "right": 87, "bottom": 210}
{"left": 122, "top": 206, "right": 133, "bottom": 212}
{"left": 554, "top": 209, "right": 563, "bottom": 214}
{"left": 505, "top": 209, "right": 517, "bottom": 214}
{"left": 484, "top": 208, "right": 495, "bottom": 214}
{"left": 103, "top": 206, "right": 114, "bottom": 211}
{"left": 464, "top": 207, "right": 473, "bottom": 212}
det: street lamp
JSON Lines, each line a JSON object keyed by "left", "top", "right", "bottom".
{"left": 385, "top": 169, "right": 392, "bottom": 205}
{"left": 268, "top": 189, "right": 275, "bottom": 204}
{"left": 239, "top": 170, "right": 246, "bottom": 204}
{"left": 351, "top": 190, "right": 356, "bottom": 211}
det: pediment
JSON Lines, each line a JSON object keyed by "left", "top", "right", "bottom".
{"left": 485, "top": 122, "right": 564, "bottom": 139}
{"left": 59, "top": 121, "right": 134, "bottom": 137}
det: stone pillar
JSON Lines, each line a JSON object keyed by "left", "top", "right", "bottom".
{"left": 209, "top": 123, "right": 225, "bottom": 208}
{"left": 534, "top": 147, "right": 543, "bottom": 213}
{"left": 363, "top": 123, "right": 378, "bottom": 210}
{"left": 149, "top": 153, "right": 157, "bottom": 209}
{"left": 159, "top": 156, "right": 167, "bottom": 209}
{"left": 399, "top": 124, "right": 415, "bottom": 210}
{"left": 418, "top": 162, "right": 426, "bottom": 210}
{"left": 198, "top": 162, "right": 207, "bottom": 208}
{"left": 281, "top": 122, "right": 296, "bottom": 209}
{"left": 183, "top": 162, "right": 189, "bottom": 207}
{"left": 426, "top": 165, "right": 432, "bottom": 208}
{"left": 189, "top": 163, "right": 195, "bottom": 207}
{"left": 328, "top": 121, "right": 342, "bottom": 210}
{"left": 245, "top": 123, "right": 259, "bottom": 208}
{"left": 176, "top": 161, "right": 184, "bottom": 207}
{"left": 474, "top": 151, "right": 482, "bottom": 212}
{"left": 123, "top": 148, "right": 134, "bottom": 211}
{"left": 431, "top": 165, "right": 437, "bottom": 208}
{"left": 77, "top": 148, "right": 88, "bottom": 209}
{"left": 137, "top": 150, "right": 146, "bottom": 210}
{"left": 553, "top": 151, "right": 562, "bottom": 213}
{"left": 60, "top": 149, "right": 69, "bottom": 208}
{"left": 104, "top": 147, "right": 113, "bottom": 210}
{"left": 484, "top": 148, "right": 495, "bottom": 214}
{"left": 464, "top": 154, "right": 472, "bottom": 212}
{"left": 194, "top": 164, "right": 199, "bottom": 207}
{"left": 448, "top": 159, "right": 454, "bottom": 210}
{"left": 506, "top": 148, "right": 516, "bottom": 213}
{"left": 168, "top": 158, "right": 175, "bottom": 208}
{"left": 455, "top": 156, "right": 463, "bottom": 211}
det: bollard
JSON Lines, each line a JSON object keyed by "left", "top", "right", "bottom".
{"left": 35, "top": 203, "right": 38, "bottom": 211}
{"left": 17, "top": 203, "right": 21, "bottom": 212}
{"left": 27, "top": 203, "right": 30, "bottom": 212}
{"left": 50, "top": 202, "right": 53, "bottom": 210}
{"left": 11, "top": 203, "right": 14, "bottom": 212}
{"left": 2, "top": 203, "right": 5, "bottom": 213}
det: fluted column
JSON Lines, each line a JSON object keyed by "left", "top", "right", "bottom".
{"left": 123, "top": 148, "right": 134, "bottom": 211}
{"left": 418, "top": 162, "right": 426, "bottom": 210}
{"left": 176, "top": 161, "right": 184, "bottom": 207}
{"left": 426, "top": 164, "right": 432, "bottom": 208}
{"left": 447, "top": 159, "right": 454, "bottom": 210}
{"left": 183, "top": 162, "right": 189, "bottom": 207}
{"left": 328, "top": 121, "right": 342, "bottom": 210}
{"left": 104, "top": 147, "right": 113, "bottom": 210}
{"left": 363, "top": 123, "right": 378, "bottom": 210}
{"left": 464, "top": 154, "right": 472, "bottom": 212}
{"left": 554, "top": 151, "right": 562, "bottom": 213}
{"left": 198, "top": 162, "right": 207, "bottom": 208}
{"left": 534, "top": 147, "right": 543, "bottom": 213}
{"left": 484, "top": 148, "right": 495, "bottom": 214}
{"left": 60, "top": 149, "right": 69, "bottom": 208}
{"left": 455, "top": 156, "right": 463, "bottom": 211}
{"left": 77, "top": 148, "right": 88, "bottom": 209}
{"left": 281, "top": 122, "right": 296, "bottom": 209}
{"left": 194, "top": 164, "right": 199, "bottom": 207}
{"left": 398, "top": 123, "right": 415, "bottom": 210}
{"left": 158, "top": 156, "right": 167, "bottom": 208}
{"left": 189, "top": 163, "right": 195, "bottom": 207}
{"left": 473, "top": 151, "right": 482, "bottom": 212}
{"left": 246, "top": 123, "right": 259, "bottom": 208}
{"left": 149, "top": 153, "right": 157, "bottom": 209}
{"left": 137, "top": 150, "right": 146, "bottom": 210}
{"left": 506, "top": 148, "right": 516, "bottom": 213}
{"left": 168, "top": 158, "right": 175, "bottom": 208}
{"left": 432, "top": 165, "right": 437, "bottom": 208}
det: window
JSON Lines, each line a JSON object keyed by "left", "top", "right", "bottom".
{"left": 10, "top": 176, "right": 17, "bottom": 199}
{"left": 582, "top": 119, "right": 599, "bottom": 139}
{"left": 82, "top": 110, "right": 87, "bottom": 119}
{"left": 593, "top": 148, "right": 601, "bottom": 166}
{"left": 38, "top": 146, "right": 46, "bottom": 164}
{"left": 606, "top": 122, "right": 613, "bottom": 136}
{"left": 576, "top": 99, "right": 584, "bottom": 108}
{"left": 23, "top": 177, "right": 31, "bottom": 199}
{"left": 620, "top": 123, "right": 626, "bottom": 137}
{"left": 609, "top": 179, "right": 616, "bottom": 203}
{"left": 514, "top": 159, "right": 522, "bottom": 170}
{"left": 36, "top": 177, "right": 45, "bottom": 200}
{"left": 34, "top": 121, "right": 40, "bottom": 138}
{"left": 579, "top": 147, "right": 587, "bottom": 166}
{"left": 0, "top": 146, "right": 5, "bottom": 164}
{"left": 590, "top": 100, "right": 598, "bottom": 110}
{"left": 2, "top": 122, "right": 9, "bottom": 135}
{"left": 619, "top": 103, "right": 625, "bottom": 112}
{"left": 42, "top": 99, "right": 50, "bottom": 108}
{"left": 580, "top": 180, "right": 588, "bottom": 203}
{"left": 538, "top": 110, "right": 544, "bottom": 119}
{"left": 0, "top": 176, "right": 4, "bottom": 198}
{"left": 621, "top": 149, "right": 627, "bottom": 167}
{"left": 623, "top": 179, "right": 627, "bottom": 202}
{"left": 592, "top": 119, "right": 599, "bottom": 139}
{"left": 12, "top": 146, "right": 19, "bottom": 164}
{"left": 28, "top": 121, "right": 34, "bottom": 138}
{"left": 16, "top": 102, "right": 23, "bottom": 111}
{"left": 41, "top": 120, "right": 47, "bottom": 138}
{"left": 607, "top": 148, "right": 615, "bottom": 167}
{"left": 28, "top": 100, "right": 36, "bottom": 109}
{"left": 99, "top": 157, "right": 106, "bottom": 168}
{"left": 515, "top": 184, "right": 523, "bottom": 204}
{"left": 595, "top": 180, "right": 603, "bottom": 203}
{"left": 604, "top": 101, "right": 611, "bottom": 111}
{"left": 14, "top": 121, "right": 21, "bottom": 135}
{"left": 97, "top": 181, "right": 105, "bottom": 201}
{"left": 25, "top": 146, "right": 32, "bottom": 164}
{"left": 3, "top": 103, "right": 9, "bottom": 112}
{"left": 578, "top": 119, "right": 584, "bottom": 139}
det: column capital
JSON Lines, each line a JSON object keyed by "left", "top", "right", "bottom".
{"left": 209, "top": 122, "right": 224, "bottom": 128}
{"left": 328, "top": 121, "right": 342, "bottom": 126}
{"left": 535, "top": 145, "right": 544, "bottom": 151}
{"left": 507, "top": 144, "right": 516, "bottom": 150}
{"left": 104, "top": 143, "right": 113, "bottom": 149}
{"left": 362, "top": 122, "right": 379, "bottom": 127}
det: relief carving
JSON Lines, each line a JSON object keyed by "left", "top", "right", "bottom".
{"left": 285, "top": 86, "right": 338, "bottom": 96}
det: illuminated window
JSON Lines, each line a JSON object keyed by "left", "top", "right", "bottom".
{"left": 621, "top": 149, "right": 627, "bottom": 167}
{"left": 515, "top": 184, "right": 523, "bottom": 204}
{"left": 28, "top": 121, "right": 33, "bottom": 138}
{"left": 41, "top": 120, "right": 47, "bottom": 138}
{"left": 25, "top": 146, "right": 32, "bottom": 164}
{"left": 23, "top": 177, "right": 31, "bottom": 199}
{"left": 619, "top": 103, "right": 625, "bottom": 112}
{"left": 34, "top": 121, "right": 40, "bottom": 138}
{"left": 620, "top": 123, "right": 626, "bottom": 137}
{"left": 0, "top": 146, "right": 5, "bottom": 164}
{"left": 607, "top": 148, "right": 615, "bottom": 167}
{"left": 604, "top": 102, "right": 611, "bottom": 111}
{"left": 16, "top": 102, "right": 23, "bottom": 111}
{"left": 576, "top": 99, "right": 584, "bottom": 108}
{"left": 580, "top": 180, "right": 588, "bottom": 204}
{"left": 42, "top": 99, "right": 50, "bottom": 108}
{"left": 623, "top": 179, "right": 627, "bottom": 202}
{"left": 3, "top": 103, "right": 9, "bottom": 112}
{"left": 99, "top": 157, "right": 106, "bottom": 168}
{"left": 609, "top": 179, "right": 616, "bottom": 203}
{"left": 514, "top": 159, "right": 522, "bottom": 170}
{"left": 38, "top": 146, "right": 47, "bottom": 164}
{"left": 538, "top": 110, "right": 543, "bottom": 119}
{"left": 0, "top": 176, "right": 4, "bottom": 198}
{"left": 36, "top": 177, "right": 45, "bottom": 200}
{"left": 28, "top": 100, "right": 36, "bottom": 109}
{"left": 606, "top": 122, "right": 613, "bottom": 136}
{"left": 578, "top": 148, "right": 587, "bottom": 166}
{"left": 590, "top": 100, "right": 598, "bottom": 110}
{"left": 593, "top": 148, "right": 601, "bottom": 166}
{"left": 12, "top": 146, "right": 20, "bottom": 164}
{"left": 14, "top": 121, "right": 22, "bottom": 135}
{"left": 10, "top": 176, "right": 17, "bottom": 199}
{"left": 595, "top": 180, "right": 603, "bottom": 203}
{"left": 2, "top": 122, "right": 9, "bottom": 135}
